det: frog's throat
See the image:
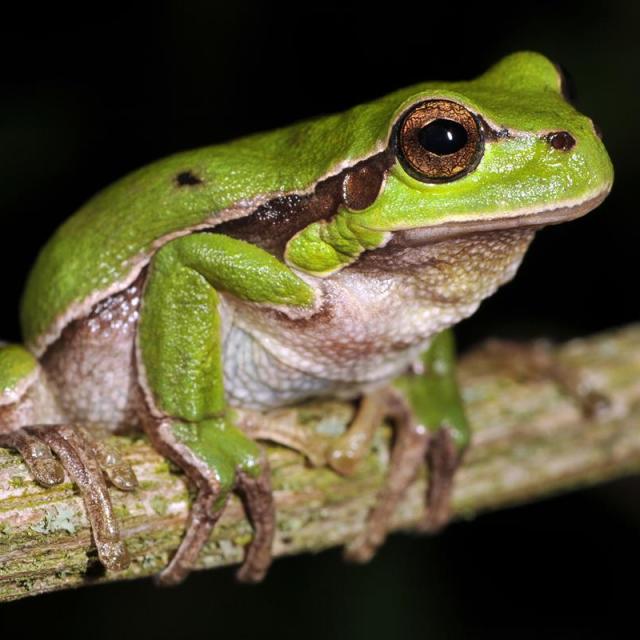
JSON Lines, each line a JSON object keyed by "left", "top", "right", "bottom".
{"left": 387, "top": 186, "right": 610, "bottom": 247}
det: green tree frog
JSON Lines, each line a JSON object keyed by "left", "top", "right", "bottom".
{"left": 0, "top": 52, "right": 613, "bottom": 584}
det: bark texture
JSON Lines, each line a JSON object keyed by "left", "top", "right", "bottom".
{"left": 1, "top": 325, "right": 640, "bottom": 602}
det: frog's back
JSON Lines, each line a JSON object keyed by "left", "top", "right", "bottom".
{"left": 19, "top": 50, "right": 579, "bottom": 356}
{"left": 20, "top": 91, "right": 413, "bottom": 356}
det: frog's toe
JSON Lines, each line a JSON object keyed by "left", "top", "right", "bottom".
{"left": 327, "top": 393, "right": 388, "bottom": 477}
{"left": 0, "top": 428, "right": 65, "bottom": 486}
{"left": 420, "top": 427, "right": 462, "bottom": 533}
{"left": 156, "top": 484, "right": 221, "bottom": 586}
{"left": 76, "top": 427, "right": 138, "bottom": 492}
{"left": 155, "top": 464, "right": 275, "bottom": 586}
{"left": 97, "top": 539, "right": 130, "bottom": 571}
{"left": 234, "top": 460, "right": 275, "bottom": 583}
{"left": 32, "top": 457, "right": 66, "bottom": 486}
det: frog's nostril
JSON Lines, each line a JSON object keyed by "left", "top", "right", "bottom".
{"left": 546, "top": 131, "right": 576, "bottom": 151}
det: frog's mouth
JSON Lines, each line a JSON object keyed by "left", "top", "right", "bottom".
{"left": 389, "top": 187, "right": 610, "bottom": 247}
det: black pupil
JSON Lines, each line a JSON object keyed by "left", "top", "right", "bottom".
{"left": 418, "top": 119, "right": 468, "bottom": 155}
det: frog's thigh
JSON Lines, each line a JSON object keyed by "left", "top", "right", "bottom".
{"left": 137, "top": 233, "right": 314, "bottom": 584}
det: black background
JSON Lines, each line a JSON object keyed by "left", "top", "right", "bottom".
{"left": 1, "top": 1, "right": 639, "bottom": 638}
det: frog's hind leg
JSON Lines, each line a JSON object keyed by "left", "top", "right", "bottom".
{"left": 0, "top": 424, "right": 138, "bottom": 570}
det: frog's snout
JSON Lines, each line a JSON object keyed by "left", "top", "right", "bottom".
{"left": 545, "top": 131, "right": 576, "bottom": 151}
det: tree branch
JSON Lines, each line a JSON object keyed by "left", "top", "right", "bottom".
{"left": 2, "top": 325, "right": 640, "bottom": 602}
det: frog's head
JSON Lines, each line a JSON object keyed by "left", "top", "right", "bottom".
{"left": 284, "top": 51, "right": 613, "bottom": 275}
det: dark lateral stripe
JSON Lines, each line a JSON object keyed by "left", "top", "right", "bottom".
{"left": 215, "top": 111, "right": 512, "bottom": 256}
{"left": 216, "top": 150, "right": 395, "bottom": 257}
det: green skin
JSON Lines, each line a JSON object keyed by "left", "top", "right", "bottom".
{"left": 0, "top": 345, "right": 38, "bottom": 400}
{"left": 0, "top": 52, "right": 613, "bottom": 575}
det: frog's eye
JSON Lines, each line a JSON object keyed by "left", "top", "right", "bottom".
{"left": 395, "top": 100, "right": 484, "bottom": 183}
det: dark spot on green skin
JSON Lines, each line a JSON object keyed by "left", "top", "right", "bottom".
{"left": 175, "top": 171, "right": 203, "bottom": 187}
{"left": 342, "top": 161, "right": 386, "bottom": 211}
{"left": 547, "top": 131, "right": 576, "bottom": 151}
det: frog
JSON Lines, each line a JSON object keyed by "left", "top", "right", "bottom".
{"left": 0, "top": 51, "right": 613, "bottom": 585}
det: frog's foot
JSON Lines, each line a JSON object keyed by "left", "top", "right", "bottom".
{"left": 479, "top": 338, "right": 610, "bottom": 418}
{"left": 327, "top": 393, "right": 388, "bottom": 476}
{"left": 344, "top": 388, "right": 430, "bottom": 563}
{"left": 237, "top": 410, "right": 329, "bottom": 467}
{"left": 0, "top": 424, "right": 137, "bottom": 570}
{"left": 147, "top": 418, "right": 275, "bottom": 586}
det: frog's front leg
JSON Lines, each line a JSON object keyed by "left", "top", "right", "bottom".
{"left": 330, "top": 330, "right": 470, "bottom": 562}
{"left": 398, "top": 330, "right": 470, "bottom": 532}
{"left": 137, "top": 233, "right": 315, "bottom": 585}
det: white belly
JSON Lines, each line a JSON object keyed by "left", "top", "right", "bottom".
{"left": 222, "top": 229, "right": 535, "bottom": 410}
